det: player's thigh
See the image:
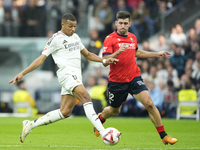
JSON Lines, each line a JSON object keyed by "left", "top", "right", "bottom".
{"left": 108, "top": 91, "right": 128, "bottom": 108}
{"left": 60, "top": 94, "right": 77, "bottom": 115}
{"left": 108, "top": 81, "right": 129, "bottom": 108}
{"left": 72, "top": 84, "right": 91, "bottom": 104}
{"left": 133, "top": 90, "right": 154, "bottom": 107}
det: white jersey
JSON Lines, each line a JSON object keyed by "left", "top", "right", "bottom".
{"left": 42, "top": 31, "right": 85, "bottom": 83}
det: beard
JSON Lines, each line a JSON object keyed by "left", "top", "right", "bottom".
{"left": 118, "top": 28, "right": 127, "bottom": 35}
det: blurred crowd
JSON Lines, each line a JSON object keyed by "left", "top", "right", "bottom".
{"left": 0, "top": 0, "right": 77, "bottom": 37}
{"left": 89, "top": 0, "right": 185, "bottom": 41}
{"left": 0, "top": 0, "right": 184, "bottom": 41}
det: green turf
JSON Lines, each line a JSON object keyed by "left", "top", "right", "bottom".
{"left": 0, "top": 116, "right": 200, "bottom": 150}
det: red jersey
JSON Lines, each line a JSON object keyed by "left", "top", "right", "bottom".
{"left": 102, "top": 31, "right": 141, "bottom": 83}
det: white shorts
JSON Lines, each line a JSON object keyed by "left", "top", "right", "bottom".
{"left": 58, "top": 72, "right": 83, "bottom": 95}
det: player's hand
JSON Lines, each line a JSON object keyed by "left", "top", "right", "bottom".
{"left": 118, "top": 43, "right": 129, "bottom": 53}
{"left": 102, "top": 58, "right": 119, "bottom": 67}
{"left": 9, "top": 73, "right": 24, "bottom": 85}
{"left": 158, "top": 51, "right": 171, "bottom": 58}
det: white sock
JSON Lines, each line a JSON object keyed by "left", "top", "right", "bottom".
{"left": 30, "top": 109, "right": 65, "bottom": 129}
{"left": 83, "top": 102, "right": 105, "bottom": 136}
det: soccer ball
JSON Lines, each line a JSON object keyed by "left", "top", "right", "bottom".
{"left": 102, "top": 127, "right": 121, "bottom": 146}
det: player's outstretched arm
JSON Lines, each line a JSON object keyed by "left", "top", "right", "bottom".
{"left": 103, "top": 43, "right": 129, "bottom": 59}
{"left": 81, "top": 48, "right": 118, "bottom": 67}
{"left": 135, "top": 49, "right": 171, "bottom": 59}
{"left": 9, "top": 54, "right": 47, "bottom": 84}
{"left": 157, "top": 51, "right": 171, "bottom": 58}
{"left": 102, "top": 58, "right": 119, "bottom": 67}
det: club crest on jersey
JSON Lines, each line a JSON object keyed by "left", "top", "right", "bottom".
{"left": 73, "top": 35, "right": 78, "bottom": 39}
{"left": 130, "top": 37, "right": 134, "bottom": 41}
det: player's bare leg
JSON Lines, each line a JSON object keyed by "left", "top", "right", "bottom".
{"left": 102, "top": 106, "right": 121, "bottom": 118}
{"left": 134, "top": 91, "right": 162, "bottom": 127}
{"left": 59, "top": 95, "right": 78, "bottom": 118}
{"left": 133, "top": 90, "right": 178, "bottom": 145}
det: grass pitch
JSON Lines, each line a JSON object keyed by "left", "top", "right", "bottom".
{"left": 0, "top": 116, "right": 200, "bottom": 150}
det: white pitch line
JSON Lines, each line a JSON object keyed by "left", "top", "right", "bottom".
{"left": 0, "top": 145, "right": 82, "bottom": 148}
{"left": 0, "top": 145, "right": 200, "bottom": 150}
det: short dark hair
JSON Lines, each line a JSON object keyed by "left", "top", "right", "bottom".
{"left": 185, "top": 82, "right": 192, "bottom": 89}
{"left": 116, "top": 10, "right": 131, "bottom": 21}
{"left": 62, "top": 13, "right": 76, "bottom": 22}
{"left": 167, "top": 80, "right": 174, "bottom": 87}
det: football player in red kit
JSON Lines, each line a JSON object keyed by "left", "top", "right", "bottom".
{"left": 94, "top": 10, "right": 178, "bottom": 145}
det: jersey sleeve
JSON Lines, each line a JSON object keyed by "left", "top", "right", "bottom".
{"left": 136, "top": 44, "right": 138, "bottom": 50}
{"left": 75, "top": 33, "right": 85, "bottom": 51}
{"left": 132, "top": 33, "right": 138, "bottom": 50}
{"left": 42, "top": 36, "right": 60, "bottom": 56}
{"left": 102, "top": 36, "right": 113, "bottom": 56}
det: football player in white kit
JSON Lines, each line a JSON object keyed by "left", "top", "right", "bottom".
{"left": 9, "top": 13, "right": 119, "bottom": 143}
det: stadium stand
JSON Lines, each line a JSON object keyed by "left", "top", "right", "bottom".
{"left": 0, "top": 0, "right": 199, "bottom": 119}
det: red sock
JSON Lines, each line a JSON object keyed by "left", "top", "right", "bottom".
{"left": 156, "top": 125, "right": 167, "bottom": 139}
{"left": 99, "top": 114, "right": 106, "bottom": 123}
{"left": 156, "top": 125, "right": 165, "bottom": 133}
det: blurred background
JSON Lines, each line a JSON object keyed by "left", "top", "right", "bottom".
{"left": 0, "top": 0, "right": 199, "bottom": 119}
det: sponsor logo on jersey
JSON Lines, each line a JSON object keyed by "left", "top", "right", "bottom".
{"left": 64, "top": 41, "right": 80, "bottom": 51}
{"left": 118, "top": 43, "right": 136, "bottom": 49}
{"left": 117, "top": 38, "right": 120, "bottom": 41}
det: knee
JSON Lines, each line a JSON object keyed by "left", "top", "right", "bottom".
{"left": 111, "top": 109, "right": 121, "bottom": 117}
{"left": 81, "top": 92, "right": 92, "bottom": 104}
{"left": 60, "top": 109, "right": 72, "bottom": 118}
{"left": 144, "top": 100, "right": 155, "bottom": 111}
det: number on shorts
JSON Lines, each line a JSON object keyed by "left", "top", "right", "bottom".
{"left": 72, "top": 75, "right": 77, "bottom": 80}
{"left": 109, "top": 92, "right": 114, "bottom": 101}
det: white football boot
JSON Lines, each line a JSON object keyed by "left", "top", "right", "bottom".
{"left": 20, "top": 120, "right": 32, "bottom": 143}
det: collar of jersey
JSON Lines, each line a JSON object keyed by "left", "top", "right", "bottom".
{"left": 115, "top": 30, "right": 128, "bottom": 37}
{"left": 58, "top": 31, "right": 72, "bottom": 37}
